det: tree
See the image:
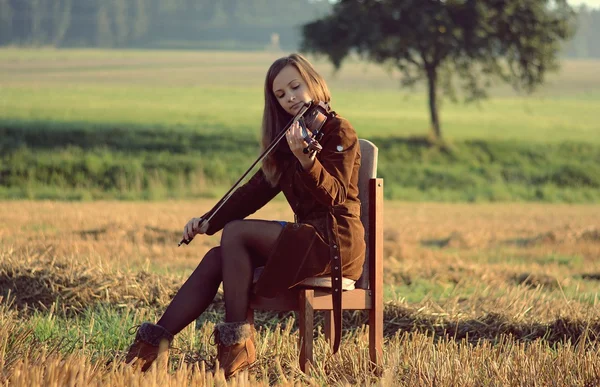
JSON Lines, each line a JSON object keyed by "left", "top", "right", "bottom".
{"left": 52, "top": 0, "right": 72, "bottom": 46}
{"left": 0, "top": 0, "right": 13, "bottom": 45}
{"left": 29, "top": 0, "right": 46, "bottom": 45}
{"left": 96, "top": 3, "right": 113, "bottom": 47}
{"left": 301, "top": 0, "right": 575, "bottom": 140}
{"left": 132, "top": 0, "right": 150, "bottom": 41}
{"left": 112, "top": 0, "right": 130, "bottom": 47}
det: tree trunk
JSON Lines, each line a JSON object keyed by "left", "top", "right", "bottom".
{"left": 426, "top": 66, "right": 442, "bottom": 140}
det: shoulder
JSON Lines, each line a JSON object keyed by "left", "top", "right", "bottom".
{"left": 324, "top": 114, "right": 353, "bottom": 131}
{"left": 320, "top": 114, "right": 360, "bottom": 154}
{"left": 323, "top": 114, "right": 358, "bottom": 143}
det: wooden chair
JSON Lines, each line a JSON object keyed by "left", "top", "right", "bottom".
{"left": 248, "top": 139, "right": 384, "bottom": 372}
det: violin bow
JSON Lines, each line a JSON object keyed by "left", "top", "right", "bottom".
{"left": 178, "top": 101, "right": 313, "bottom": 246}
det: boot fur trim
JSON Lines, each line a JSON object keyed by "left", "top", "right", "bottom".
{"left": 215, "top": 322, "right": 253, "bottom": 346}
{"left": 136, "top": 322, "right": 174, "bottom": 347}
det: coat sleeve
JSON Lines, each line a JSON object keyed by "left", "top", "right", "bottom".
{"left": 295, "top": 117, "right": 359, "bottom": 207}
{"left": 201, "top": 169, "right": 281, "bottom": 235}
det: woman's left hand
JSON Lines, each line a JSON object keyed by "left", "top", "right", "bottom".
{"left": 286, "top": 121, "right": 316, "bottom": 170}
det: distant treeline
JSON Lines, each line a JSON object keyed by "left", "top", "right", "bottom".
{"left": 563, "top": 5, "right": 600, "bottom": 58}
{"left": 0, "top": 0, "right": 332, "bottom": 50}
{"left": 0, "top": 0, "right": 599, "bottom": 56}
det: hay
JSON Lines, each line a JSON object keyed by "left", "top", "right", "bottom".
{"left": 514, "top": 272, "right": 560, "bottom": 290}
{"left": 382, "top": 304, "right": 600, "bottom": 346}
{"left": 578, "top": 227, "right": 600, "bottom": 242}
{"left": 77, "top": 224, "right": 181, "bottom": 245}
{"left": 516, "top": 227, "right": 600, "bottom": 246}
{"left": 3, "top": 246, "right": 599, "bottom": 350}
{"left": 0, "top": 248, "right": 182, "bottom": 314}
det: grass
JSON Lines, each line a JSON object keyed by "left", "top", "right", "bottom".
{"left": 3, "top": 124, "right": 600, "bottom": 202}
{"left": 1, "top": 49, "right": 600, "bottom": 202}
{"left": 1, "top": 48, "right": 599, "bottom": 141}
{"left": 2, "top": 200, "right": 600, "bottom": 384}
{"left": 2, "top": 48, "right": 600, "bottom": 384}
{"left": 1, "top": 57, "right": 599, "bottom": 143}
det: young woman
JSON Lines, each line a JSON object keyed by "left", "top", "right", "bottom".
{"left": 125, "top": 53, "right": 366, "bottom": 378}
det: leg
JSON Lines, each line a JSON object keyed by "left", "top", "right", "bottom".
{"left": 369, "top": 293, "right": 384, "bottom": 367}
{"left": 299, "top": 289, "right": 314, "bottom": 373}
{"left": 125, "top": 247, "right": 223, "bottom": 371}
{"left": 156, "top": 247, "right": 223, "bottom": 335}
{"left": 324, "top": 310, "right": 334, "bottom": 351}
{"left": 220, "top": 220, "right": 283, "bottom": 322}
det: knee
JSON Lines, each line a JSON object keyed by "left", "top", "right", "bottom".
{"left": 204, "top": 246, "right": 222, "bottom": 261}
{"left": 221, "top": 220, "right": 246, "bottom": 247}
{"left": 198, "top": 246, "right": 222, "bottom": 270}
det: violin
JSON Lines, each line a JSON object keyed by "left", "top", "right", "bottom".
{"left": 298, "top": 100, "right": 329, "bottom": 154}
{"left": 178, "top": 100, "right": 331, "bottom": 246}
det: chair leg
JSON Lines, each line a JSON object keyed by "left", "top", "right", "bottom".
{"left": 324, "top": 310, "right": 334, "bottom": 351}
{"left": 246, "top": 308, "right": 255, "bottom": 325}
{"left": 298, "top": 289, "right": 314, "bottom": 373}
{"left": 369, "top": 298, "right": 383, "bottom": 366}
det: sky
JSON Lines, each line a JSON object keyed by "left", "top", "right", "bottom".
{"left": 570, "top": 0, "right": 600, "bottom": 7}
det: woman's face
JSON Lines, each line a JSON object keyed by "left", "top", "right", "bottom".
{"left": 272, "top": 65, "right": 312, "bottom": 115}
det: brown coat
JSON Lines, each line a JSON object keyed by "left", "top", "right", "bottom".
{"left": 202, "top": 114, "right": 365, "bottom": 298}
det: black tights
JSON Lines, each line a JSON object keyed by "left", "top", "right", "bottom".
{"left": 156, "top": 220, "right": 283, "bottom": 335}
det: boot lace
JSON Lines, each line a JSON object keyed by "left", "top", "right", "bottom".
{"left": 127, "top": 324, "right": 142, "bottom": 336}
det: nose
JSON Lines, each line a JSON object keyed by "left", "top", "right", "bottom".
{"left": 288, "top": 93, "right": 296, "bottom": 102}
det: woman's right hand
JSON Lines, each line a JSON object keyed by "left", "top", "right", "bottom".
{"left": 182, "top": 217, "right": 209, "bottom": 243}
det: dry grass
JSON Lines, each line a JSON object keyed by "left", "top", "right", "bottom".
{"left": 1, "top": 200, "right": 600, "bottom": 385}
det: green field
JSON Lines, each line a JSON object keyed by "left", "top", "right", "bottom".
{"left": 1, "top": 48, "right": 600, "bottom": 201}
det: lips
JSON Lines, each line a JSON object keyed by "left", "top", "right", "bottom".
{"left": 291, "top": 102, "right": 303, "bottom": 111}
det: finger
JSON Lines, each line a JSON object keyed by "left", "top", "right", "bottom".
{"left": 186, "top": 222, "right": 194, "bottom": 241}
{"left": 294, "top": 124, "right": 305, "bottom": 142}
{"left": 292, "top": 121, "right": 302, "bottom": 138}
{"left": 292, "top": 125, "right": 305, "bottom": 145}
{"left": 183, "top": 222, "right": 191, "bottom": 241}
{"left": 288, "top": 122, "right": 295, "bottom": 138}
{"left": 194, "top": 218, "right": 204, "bottom": 234}
{"left": 199, "top": 220, "right": 209, "bottom": 234}
{"left": 287, "top": 123, "right": 298, "bottom": 136}
{"left": 286, "top": 130, "right": 294, "bottom": 146}
{"left": 298, "top": 120, "right": 310, "bottom": 140}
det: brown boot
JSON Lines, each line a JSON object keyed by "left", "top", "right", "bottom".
{"left": 212, "top": 321, "right": 256, "bottom": 378}
{"left": 124, "top": 322, "right": 173, "bottom": 372}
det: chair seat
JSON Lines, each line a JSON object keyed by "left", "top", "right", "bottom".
{"left": 298, "top": 276, "right": 356, "bottom": 290}
{"left": 253, "top": 267, "right": 356, "bottom": 291}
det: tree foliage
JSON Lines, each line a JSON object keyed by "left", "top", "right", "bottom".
{"left": 302, "top": 0, "right": 575, "bottom": 139}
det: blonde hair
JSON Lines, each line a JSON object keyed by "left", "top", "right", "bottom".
{"left": 261, "top": 53, "right": 331, "bottom": 186}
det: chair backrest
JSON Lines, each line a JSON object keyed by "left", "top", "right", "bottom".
{"left": 355, "top": 139, "right": 378, "bottom": 289}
